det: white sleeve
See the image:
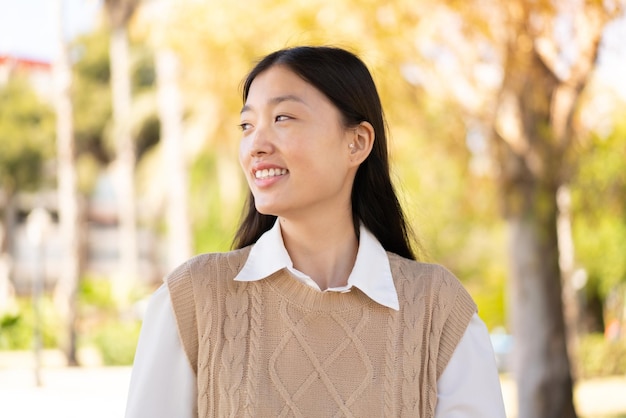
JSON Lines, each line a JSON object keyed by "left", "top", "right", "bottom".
{"left": 435, "top": 313, "right": 506, "bottom": 418}
{"left": 125, "top": 284, "right": 197, "bottom": 418}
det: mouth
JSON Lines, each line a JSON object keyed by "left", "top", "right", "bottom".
{"left": 254, "top": 168, "right": 288, "bottom": 180}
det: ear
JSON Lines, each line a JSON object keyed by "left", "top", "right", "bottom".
{"left": 348, "top": 121, "right": 374, "bottom": 167}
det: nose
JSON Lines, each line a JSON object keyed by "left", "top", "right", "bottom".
{"left": 247, "top": 124, "right": 274, "bottom": 157}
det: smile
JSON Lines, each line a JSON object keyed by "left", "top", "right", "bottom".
{"left": 254, "top": 168, "right": 288, "bottom": 179}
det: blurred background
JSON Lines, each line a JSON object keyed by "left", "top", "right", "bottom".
{"left": 0, "top": 0, "right": 625, "bottom": 417}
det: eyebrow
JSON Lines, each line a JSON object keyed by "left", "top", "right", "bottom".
{"left": 240, "top": 94, "right": 307, "bottom": 114}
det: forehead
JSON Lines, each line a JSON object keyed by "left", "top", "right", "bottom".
{"left": 244, "top": 65, "right": 323, "bottom": 107}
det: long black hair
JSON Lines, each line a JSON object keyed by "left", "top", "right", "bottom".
{"left": 233, "top": 46, "right": 416, "bottom": 260}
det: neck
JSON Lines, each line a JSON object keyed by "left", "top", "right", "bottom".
{"left": 279, "top": 214, "right": 358, "bottom": 291}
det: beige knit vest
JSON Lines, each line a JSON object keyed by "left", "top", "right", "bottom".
{"left": 168, "top": 247, "right": 476, "bottom": 418}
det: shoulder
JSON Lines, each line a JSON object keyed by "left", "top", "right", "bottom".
{"left": 166, "top": 246, "right": 253, "bottom": 288}
{"left": 387, "top": 252, "right": 461, "bottom": 288}
{"left": 387, "top": 251, "right": 476, "bottom": 312}
{"left": 165, "top": 246, "right": 254, "bottom": 356}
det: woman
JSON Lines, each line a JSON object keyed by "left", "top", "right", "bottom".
{"left": 125, "top": 46, "right": 506, "bottom": 417}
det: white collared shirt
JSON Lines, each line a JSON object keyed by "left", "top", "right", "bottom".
{"left": 125, "top": 222, "right": 506, "bottom": 418}
{"left": 234, "top": 221, "right": 400, "bottom": 309}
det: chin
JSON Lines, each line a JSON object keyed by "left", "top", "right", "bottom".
{"left": 253, "top": 203, "right": 281, "bottom": 217}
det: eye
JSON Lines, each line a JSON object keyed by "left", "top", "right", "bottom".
{"left": 238, "top": 122, "right": 252, "bottom": 132}
{"left": 275, "top": 115, "right": 291, "bottom": 122}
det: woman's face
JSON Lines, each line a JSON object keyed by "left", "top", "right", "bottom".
{"left": 239, "top": 65, "right": 357, "bottom": 221}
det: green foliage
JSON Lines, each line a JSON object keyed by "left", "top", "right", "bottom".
{"left": 0, "top": 78, "right": 55, "bottom": 192}
{"left": 468, "top": 257, "right": 508, "bottom": 330}
{"left": 572, "top": 120, "right": 626, "bottom": 299}
{"left": 0, "top": 281, "right": 144, "bottom": 365}
{"left": 77, "top": 277, "right": 144, "bottom": 365}
{"left": 72, "top": 29, "right": 113, "bottom": 165}
{"left": 189, "top": 153, "right": 242, "bottom": 253}
{"left": 131, "top": 45, "right": 156, "bottom": 91}
{"left": 90, "top": 320, "right": 141, "bottom": 366}
{"left": 71, "top": 28, "right": 159, "bottom": 168}
{"left": 577, "top": 333, "right": 626, "bottom": 379}
{"left": 79, "top": 277, "right": 116, "bottom": 310}
{"left": 0, "top": 312, "right": 20, "bottom": 328}
{"left": 0, "top": 298, "right": 61, "bottom": 350}
{"left": 134, "top": 112, "right": 160, "bottom": 158}
{"left": 0, "top": 313, "right": 25, "bottom": 349}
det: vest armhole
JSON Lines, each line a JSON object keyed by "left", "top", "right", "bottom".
{"left": 435, "top": 268, "right": 478, "bottom": 380}
{"left": 167, "top": 261, "right": 199, "bottom": 376}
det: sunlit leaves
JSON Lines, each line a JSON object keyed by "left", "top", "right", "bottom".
{"left": 0, "top": 78, "right": 55, "bottom": 191}
{"left": 572, "top": 119, "right": 626, "bottom": 297}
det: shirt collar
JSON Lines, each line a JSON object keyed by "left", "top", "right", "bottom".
{"left": 234, "top": 220, "right": 399, "bottom": 310}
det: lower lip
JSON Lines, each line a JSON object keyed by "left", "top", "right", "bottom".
{"left": 254, "top": 173, "right": 287, "bottom": 187}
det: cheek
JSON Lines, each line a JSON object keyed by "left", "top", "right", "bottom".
{"left": 238, "top": 140, "right": 248, "bottom": 165}
{"left": 238, "top": 144, "right": 250, "bottom": 178}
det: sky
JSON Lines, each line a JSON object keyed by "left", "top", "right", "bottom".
{"left": 0, "top": 0, "right": 101, "bottom": 61}
{"left": 596, "top": 16, "right": 626, "bottom": 100}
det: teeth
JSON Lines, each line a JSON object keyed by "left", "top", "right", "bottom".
{"left": 255, "top": 168, "right": 287, "bottom": 179}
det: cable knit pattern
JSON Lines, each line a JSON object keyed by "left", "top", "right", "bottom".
{"left": 383, "top": 302, "right": 399, "bottom": 417}
{"left": 167, "top": 247, "right": 476, "bottom": 418}
{"left": 243, "top": 281, "right": 262, "bottom": 418}
{"left": 220, "top": 274, "right": 248, "bottom": 416}
{"left": 197, "top": 266, "right": 214, "bottom": 414}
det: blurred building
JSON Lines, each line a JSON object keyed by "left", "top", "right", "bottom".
{"left": 8, "top": 182, "right": 166, "bottom": 296}
{"left": 0, "top": 55, "right": 53, "bottom": 99}
{"left": 1, "top": 53, "right": 166, "bottom": 297}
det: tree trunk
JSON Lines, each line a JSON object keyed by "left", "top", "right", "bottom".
{"left": 492, "top": 0, "right": 615, "bottom": 412}
{"left": 156, "top": 49, "right": 192, "bottom": 271}
{"left": 557, "top": 185, "right": 581, "bottom": 378}
{"left": 52, "top": 0, "right": 81, "bottom": 366}
{"left": 0, "top": 190, "right": 16, "bottom": 311}
{"left": 109, "top": 24, "right": 138, "bottom": 302}
{"left": 507, "top": 187, "right": 576, "bottom": 418}
{"left": 494, "top": 17, "right": 578, "bottom": 418}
